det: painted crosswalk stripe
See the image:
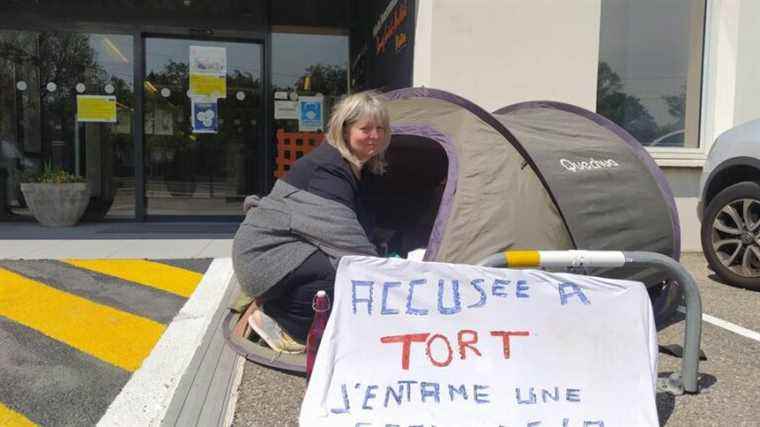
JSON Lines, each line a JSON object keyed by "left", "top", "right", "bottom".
{"left": 0, "top": 267, "right": 166, "bottom": 372}
{"left": 0, "top": 401, "right": 36, "bottom": 426}
{"left": 64, "top": 259, "right": 203, "bottom": 298}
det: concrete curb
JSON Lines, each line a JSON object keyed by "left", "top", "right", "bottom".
{"left": 97, "top": 258, "right": 234, "bottom": 426}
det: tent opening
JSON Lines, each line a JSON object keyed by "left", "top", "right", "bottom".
{"left": 367, "top": 135, "right": 449, "bottom": 257}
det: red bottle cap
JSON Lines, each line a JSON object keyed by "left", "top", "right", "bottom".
{"left": 312, "top": 290, "right": 330, "bottom": 312}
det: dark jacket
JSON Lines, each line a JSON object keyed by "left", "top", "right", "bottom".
{"left": 283, "top": 143, "right": 375, "bottom": 237}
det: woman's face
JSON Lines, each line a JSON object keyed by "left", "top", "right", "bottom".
{"left": 346, "top": 116, "right": 386, "bottom": 163}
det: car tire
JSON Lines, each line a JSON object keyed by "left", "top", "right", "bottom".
{"left": 701, "top": 181, "right": 760, "bottom": 290}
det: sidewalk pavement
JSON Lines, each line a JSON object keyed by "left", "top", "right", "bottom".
{"left": 0, "top": 221, "right": 235, "bottom": 259}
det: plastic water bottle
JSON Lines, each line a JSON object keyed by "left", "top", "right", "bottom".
{"left": 306, "top": 290, "right": 330, "bottom": 382}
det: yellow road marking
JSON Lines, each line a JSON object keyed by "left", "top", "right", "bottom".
{"left": 504, "top": 250, "right": 540, "bottom": 267}
{"left": 0, "top": 267, "right": 166, "bottom": 372}
{"left": 64, "top": 259, "right": 203, "bottom": 298}
{"left": 0, "top": 402, "right": 35, "bottom": 426}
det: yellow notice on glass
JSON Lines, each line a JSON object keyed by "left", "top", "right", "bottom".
{"left": 189, "top": 74, "right": 227, "bottom": 98}
{"left": 77, "top": 95, "right": 117, "bottom": 123}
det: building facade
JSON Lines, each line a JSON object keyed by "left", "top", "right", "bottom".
{"left": 409, "top": 0, "right": 756, "bottom": 251}
{"left": 1, "top": 0, "right": 756, "bottom": 252}
{"left": 0, "top": 0, "right": 361, "bottom": 221}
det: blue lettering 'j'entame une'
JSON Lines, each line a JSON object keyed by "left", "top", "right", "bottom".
{"left": 330, "top": 381, "right": 491, "bottom": 414}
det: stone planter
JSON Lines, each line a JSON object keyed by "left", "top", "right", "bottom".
{"left": 20, "top": 182, "right": 90, "bottom": 227}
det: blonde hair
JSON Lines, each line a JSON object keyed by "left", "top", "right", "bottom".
{"left": 326, "top": 91, "right": 390, "bottom": 175}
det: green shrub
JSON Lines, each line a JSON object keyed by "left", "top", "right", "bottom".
{"left": 22, "top": 162, "right": 86, "bottom": 184}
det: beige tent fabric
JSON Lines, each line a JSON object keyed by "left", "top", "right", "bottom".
{"left": 388, "top": 98, "right": 573, "bottom": 264}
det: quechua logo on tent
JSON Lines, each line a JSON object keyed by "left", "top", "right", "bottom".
{"left": 560, "top": 158, "right": 620, "bottom": 173}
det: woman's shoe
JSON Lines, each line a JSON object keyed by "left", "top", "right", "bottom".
{"left": 248, "top": 308, "right": 306, "bottom": 354}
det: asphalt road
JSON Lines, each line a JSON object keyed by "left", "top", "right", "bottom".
{"left": 232, "top": 253, "right": 760, "bottom": 426}
{"left": 0, "top": 258, "right": 211, "bottom": 426}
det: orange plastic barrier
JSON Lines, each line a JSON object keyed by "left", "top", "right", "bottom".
{"left": 274, "top": 129, "right": 326, "bottom": 178}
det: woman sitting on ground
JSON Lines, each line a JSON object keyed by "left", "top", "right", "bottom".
{"left": 232, "top": 91, "right": 390, "bottom": 353}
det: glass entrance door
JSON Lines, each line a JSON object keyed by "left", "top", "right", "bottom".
{"left": 144, "top": 37, "right": 262, "bottom": 216}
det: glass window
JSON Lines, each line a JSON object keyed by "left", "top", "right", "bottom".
{"left": 143, "top": 37, "right": 262, "bottom": 216}
{"left": 0, "top": 30, "right": 135, "bottom": 219}
{"left": 271, "top": 32, "right": 348, "bottom": 181}
{"left": 597, "top": 0, "right": 706, "bottom": 148}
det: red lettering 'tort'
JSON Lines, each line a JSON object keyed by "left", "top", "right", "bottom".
{"left": 380, "top": 330, "right": 532, "bottom": 370}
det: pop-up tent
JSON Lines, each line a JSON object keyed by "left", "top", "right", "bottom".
{"left": 375, "top": 88, "right": 678, "bottom": 264}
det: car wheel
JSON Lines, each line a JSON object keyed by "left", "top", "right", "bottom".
{"left": 701, "top": 181, "right": 760, "bottom": 290}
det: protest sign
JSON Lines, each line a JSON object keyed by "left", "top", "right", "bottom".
{"left": 300, "top": 256, "right": 659, "bottom": 427}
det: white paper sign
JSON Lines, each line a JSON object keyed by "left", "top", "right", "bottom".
{"left": 274, "top": 100, "right": 299, "bottom": 120}
{"left": 189, "top": 46, "right": 227, "bottom": 76}
{"left": 300, "top": 256, "right": 659, "bottom": 427}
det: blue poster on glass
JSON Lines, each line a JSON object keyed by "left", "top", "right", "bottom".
{"left": 298, "top": 96, "right": 323, "bottom": 131}
{"left": 191, "top": 99, "right": 218, "bottom": 133}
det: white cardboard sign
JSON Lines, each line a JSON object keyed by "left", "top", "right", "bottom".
{"left": 300, "top": 256, "right": 659, "bottom": 427}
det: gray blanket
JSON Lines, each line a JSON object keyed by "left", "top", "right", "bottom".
{"left": 232, "top": 180, "right": 378, "bottom": 298}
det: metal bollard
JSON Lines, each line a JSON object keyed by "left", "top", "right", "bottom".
{"left": 477, "top": 249, "right": 702, "bottom": 394}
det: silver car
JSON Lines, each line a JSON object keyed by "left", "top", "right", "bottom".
{"left": 699, "top": 119, "right": 760, "bottom": 290}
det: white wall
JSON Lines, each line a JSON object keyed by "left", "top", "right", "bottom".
{"left": 733, "top": 0, "right": 760, "bottom": 126}
{"left": 661, "top": 167, "right": 703, "bottom": 252}
{"left": 413, "top": 0, "right": 601, "bottom": 112}
{"left": 700, "top": 0, "right": 740, "bottom": 147}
